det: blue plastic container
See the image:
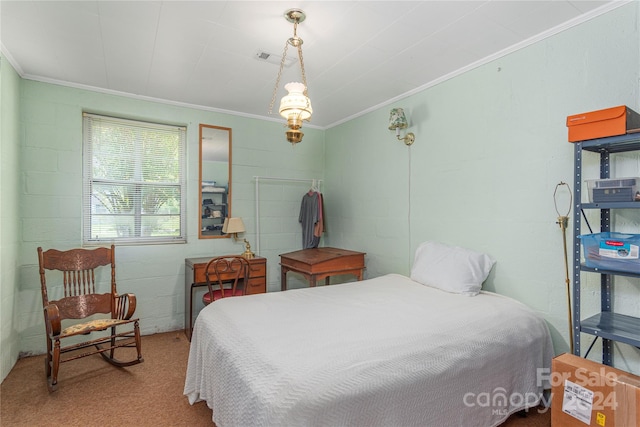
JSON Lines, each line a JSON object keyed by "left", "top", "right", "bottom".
{"left": 580, "top": 232, "right": 640, "bottom": 273}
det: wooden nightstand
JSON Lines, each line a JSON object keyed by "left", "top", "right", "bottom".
{"left": 184, "top": 256, "right": 266, "bottom": 340}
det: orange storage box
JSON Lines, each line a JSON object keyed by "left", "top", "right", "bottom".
{"left": 567, "top": 105, "right": 640, "bottom": 142}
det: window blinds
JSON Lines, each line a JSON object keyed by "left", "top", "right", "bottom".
{"left": 82, "top": 113, "right": 186, "bottom": 245}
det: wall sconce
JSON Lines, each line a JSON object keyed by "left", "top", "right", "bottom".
{"left": 388, "top": 108, "right": 415, "bottom": 146}
{"left": 222, "top": 217, "right": 255, "bottom": 259}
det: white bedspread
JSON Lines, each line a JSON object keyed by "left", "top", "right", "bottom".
{"left": 184, "top": 274, "right": 553, "bottom": 427}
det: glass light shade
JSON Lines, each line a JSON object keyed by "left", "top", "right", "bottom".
{"left": 279, "top": 82, "right": 312, "bottom": 122}
{"left": 222, "top": 217, "right": 246, "bottom": 235}
{"left": 388, "top": 108, "right": 408, "bottom": 130}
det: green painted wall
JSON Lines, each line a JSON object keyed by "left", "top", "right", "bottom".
{"left": 0, "top": 55, "right": 22, "bottom": 381}
{"left": 325, "top": 2, "right": 640, "bottom": 374}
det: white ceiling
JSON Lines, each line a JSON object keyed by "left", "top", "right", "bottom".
{"left": 0, "top": 1, "right": 626, "bottom": 128}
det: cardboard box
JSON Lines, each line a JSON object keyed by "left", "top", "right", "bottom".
{"left": 551, "top": 353, "right": 640, "bottom": 426}
{"left": 567, "top": 105, "right": 640, "bottom": 142}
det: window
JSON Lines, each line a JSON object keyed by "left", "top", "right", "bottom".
{"left": 83, "top": 113, "right": 186, "bottom": 245}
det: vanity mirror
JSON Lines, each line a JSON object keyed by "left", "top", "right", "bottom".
{"left": 199, "top": 124, "right": 231, "bottom": 238}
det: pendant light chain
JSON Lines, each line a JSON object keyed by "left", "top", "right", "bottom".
{"left": 269, "top": 41, "right": 290, "bottom": 115}
{"left": 292, "top": 20, "right": 308, "bottom": 97}
{"left": 291, "top": 21, "right": 311, "bottom": 115}
{"left": 297, "top": 44, "right": 308, "bottom": 97}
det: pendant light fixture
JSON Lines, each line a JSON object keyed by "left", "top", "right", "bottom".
{"left": 269, "top": 9, "right": 312, "bottom": 145}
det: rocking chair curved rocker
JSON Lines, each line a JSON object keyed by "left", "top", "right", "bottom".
{"left": 38, "top": 245, "right": 143, "bottom": 391}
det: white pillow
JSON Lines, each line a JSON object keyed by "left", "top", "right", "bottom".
{"left": 410, "top": 241, "right": 495, "bottom": 296}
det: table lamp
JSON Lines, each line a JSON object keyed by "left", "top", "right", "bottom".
{"left": 222, "top": 217, "right": 255, "bottom": 259}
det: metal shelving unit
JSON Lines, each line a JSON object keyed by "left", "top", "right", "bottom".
{"left": 572, "top": 132, "right": 640, "bottom": 365}
{"left": 201, "top": 188, "right": 228, "bottom": 236}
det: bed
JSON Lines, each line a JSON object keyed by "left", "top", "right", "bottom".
{"left": 184, "top": 243, "right": 554, "bottom": 427}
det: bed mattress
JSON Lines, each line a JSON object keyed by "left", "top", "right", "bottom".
{"left": 184, "top": 273, "right": 554, "bottom": 426}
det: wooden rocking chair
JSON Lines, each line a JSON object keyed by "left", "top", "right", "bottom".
{"left": 37, "top": 245, "right": 143, "bottom": 391}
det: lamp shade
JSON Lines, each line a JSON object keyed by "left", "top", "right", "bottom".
{"left": 279, "top": 82, "right": 312, "bottom": 122}
{"left": 388, "top": 108, "right": 408, "bottom": 130}
{"left": 222, "top": 217, "right": 246, "bottom": 234}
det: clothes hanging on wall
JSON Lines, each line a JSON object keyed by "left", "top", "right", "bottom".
{"left": 314, "top": 191, "right": 324, "bottom": 239}
{"left": 299, "top": 189, "right": 324, "bottom": 249}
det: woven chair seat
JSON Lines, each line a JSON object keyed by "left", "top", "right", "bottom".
{"left": 61, "top": 318, "right": 135, "bottom": 338}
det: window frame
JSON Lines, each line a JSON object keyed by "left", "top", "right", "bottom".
{"left": 82, "top": 113, "right": 187, "bottom": 246}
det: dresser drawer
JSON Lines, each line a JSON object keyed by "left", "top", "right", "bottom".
{"left": 248, "top": 262, "right": 266, "bottom": 278}
{"left": 246, "top": 278, "right": 266, "bottom": 295}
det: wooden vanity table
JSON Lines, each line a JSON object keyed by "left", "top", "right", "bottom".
{"left": 184, "top": 255, "right": 266, "bottom": 340}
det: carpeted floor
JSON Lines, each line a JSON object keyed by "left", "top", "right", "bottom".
{"left": 1, "top": 331, "right": 550, "bottom": 426}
